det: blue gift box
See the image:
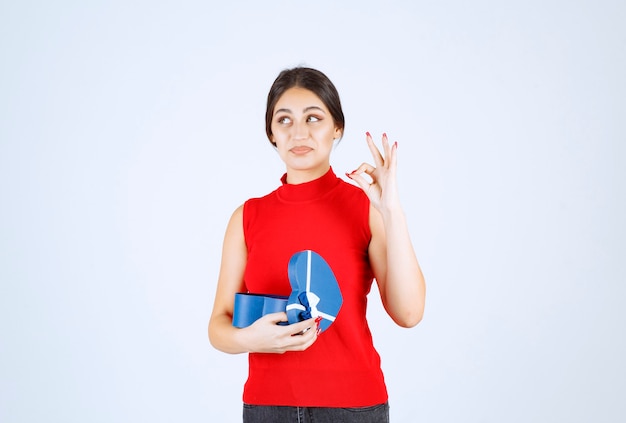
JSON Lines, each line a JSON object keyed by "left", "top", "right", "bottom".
{"left": 232, "top": 250, "right": 342, "bottom": 333}
{"left": 232, "top": 293, "right": 289, "bottom": 328}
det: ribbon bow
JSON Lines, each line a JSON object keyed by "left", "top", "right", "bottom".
{"left": 288, "top": 287, "right": 336, "bottom": 323}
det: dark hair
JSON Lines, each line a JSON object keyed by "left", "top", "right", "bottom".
{"left": 265, "top": 67, "right": 345, "bottom": 145}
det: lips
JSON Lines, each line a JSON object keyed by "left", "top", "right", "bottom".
{"left": 290, "top": 146, "right": 313, "bottom": 155}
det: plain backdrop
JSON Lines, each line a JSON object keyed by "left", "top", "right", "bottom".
{"left": 1, "top": 1, "right": 625, "bottom": 422}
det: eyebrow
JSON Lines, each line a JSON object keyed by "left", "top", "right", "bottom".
{"left": 274, "top": 106, "right": 326, "bottom": 116}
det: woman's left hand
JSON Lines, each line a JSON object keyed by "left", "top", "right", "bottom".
{"left": 347, "top": 132, "right": 401, "bottom": 213}
{"left": 348, "top": 132, "right": 426, "bottom": 328}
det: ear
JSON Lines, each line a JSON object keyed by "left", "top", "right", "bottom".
{"left": 334, "top": 126, "right": 343, "bottom": 139}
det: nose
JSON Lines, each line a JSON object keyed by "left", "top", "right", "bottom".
{"left": 292, "top": 119, "right": 309, "bottom": 140}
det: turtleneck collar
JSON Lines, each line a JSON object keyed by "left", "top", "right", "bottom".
{"left": 276, "top": 167, "right": 340, "bottom": 202}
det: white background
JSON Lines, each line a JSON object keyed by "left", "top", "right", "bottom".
{"left": 1, "top": 1, "right": 625, "bottom": 422}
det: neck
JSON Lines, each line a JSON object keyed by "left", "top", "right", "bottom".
{"left": 284, "top": 164, "right": 331, "bottom": 185}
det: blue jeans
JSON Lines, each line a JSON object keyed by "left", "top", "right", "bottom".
{"left": 242, "top": 402, "right": 390, "bottom": 422}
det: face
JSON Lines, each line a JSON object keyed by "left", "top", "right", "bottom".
{"left": 270, "top": 87, "right": 342, "bottom": 180}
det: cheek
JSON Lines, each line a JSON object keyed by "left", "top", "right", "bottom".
{"left": 270, "top": 127, "right": 285, "bottom": 142}
{"left": 320, "top": 127, "right": 337, "bottom": 143}
{"left": 273, "top": 134, "right": 288, "bottom": 146}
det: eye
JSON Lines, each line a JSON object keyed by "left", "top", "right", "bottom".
{"left": 307, "top": 115, "right": 321, "bottom": 123}
{"left": 277, "top": 116, "right": 292, "bottom": 124}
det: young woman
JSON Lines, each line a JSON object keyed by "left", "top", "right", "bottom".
{"left": 209, "top": 67, "right": 425, "bottom": 422}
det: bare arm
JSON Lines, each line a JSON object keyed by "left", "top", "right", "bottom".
{"left": 347, "top": 133, "right": 426, "bottom": 327}
{"left": 208, "top": 205, "right": 319, "bottom": 354}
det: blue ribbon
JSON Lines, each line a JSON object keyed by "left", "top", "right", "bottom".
{"left": 296, "top": 291, "right": 312, "bottom": 320}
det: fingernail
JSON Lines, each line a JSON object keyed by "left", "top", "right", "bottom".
{"left": 345, "top": 172, "right": 352, "bottom": 178}
{"left": 366, "top": 132, "right": 371, "bottom": 137}
{"left": 315, "top": 316, "right": 322, "bottom": 323}
{"left": 394, "top": 141, "right": 398, "bottom": 148}
{"left": 383, "top": 132, "right": 387, "bottom": 138}
{"left": 316, "top": 328, "right": 321, "bottom": 336}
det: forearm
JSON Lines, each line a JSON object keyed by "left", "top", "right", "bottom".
{"left": 208, "top": 313, "right": 250, "bottom": 355}
{"left": 380, "top": 207, "right": 426, "bottom": 327}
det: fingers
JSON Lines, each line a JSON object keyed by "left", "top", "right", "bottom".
{"left": 366, "top": 132, "right": 395, "bottom": 169}
{"left": 348, "top": 132, "right": 392, "bottom": 187}
{"left": 283, "top": 317, "right": 319, "bottom": 351}
{"left": 264, "top": 311, "right": 289, "bottom": 325}
{"left": 346, "top": 163, "right": 374, "bottom": 193}
{"left": 387, "top": 135, "right": 397, "bottom": 174}
{"left": 349, "top": 162, "right": 376, "bottom": 178}
{"left": 250, "top": 314, "right": 319, "bottom": 353}
{"left": 261, "top": 312, "right": 317, "bottom": 337}
{"left": 261, "top": 313, "right": 316, "bottom": 333}
{"left": 366, "top": 132, "right": 384, "bottom": 167}
{"left": 288, "top": 317, "right": 317, "bottom": 335}
{"left": 346, "top": 132, "right": 399, "bottom": 206}
{"left": 381, "top": 133, "right": 391, "bottom": 166}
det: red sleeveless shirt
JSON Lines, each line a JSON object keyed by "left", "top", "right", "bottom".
{"left": 241, "top": 168, "right": 388, "bottom": 407}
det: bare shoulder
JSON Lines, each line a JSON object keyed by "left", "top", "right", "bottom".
{"left": 226, "top": 204, "right": 244, "bottom": 231}
{"left": 231, "top": 203, "right": 244, "bottom": 221}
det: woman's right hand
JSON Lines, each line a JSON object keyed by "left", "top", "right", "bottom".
{"left": 242, "top": 312, "right": 320, "bottom": 354}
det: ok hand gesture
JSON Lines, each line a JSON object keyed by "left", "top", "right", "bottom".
{"left": 347, "top": 132, "right": 401, "bottom": 213}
